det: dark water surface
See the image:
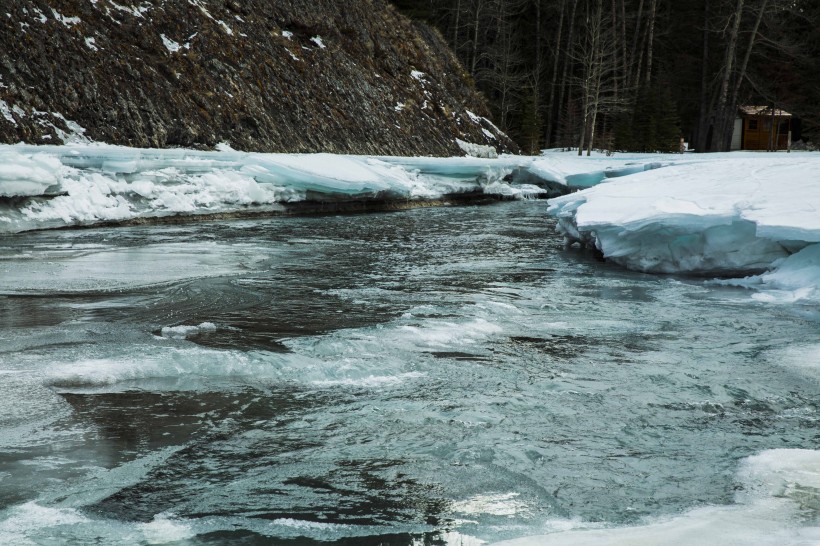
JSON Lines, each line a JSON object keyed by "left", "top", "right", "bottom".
{"left": 0, "top": 201, "right": 817, "bottom": 544}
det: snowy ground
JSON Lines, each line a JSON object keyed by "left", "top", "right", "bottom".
{"left": 545, "top": 150, "right": 820, "bottom": 305}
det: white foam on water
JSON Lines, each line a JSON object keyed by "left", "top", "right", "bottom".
{"left": 452, "top": 492, "right": 532, "bottom": 518}
{"left": 138, "top": 513, "right": 196, "bottom": 544}
{"left": 43, "top": 334, "right": 430, "bottom": 392}
{"left": 494, "top": 448, "right": 820, "bottom": 546}
{"left": 41, "top": 297, "right": 516, "bottom": 392}
{"left": 160, "top": 322, "right": 218, "bottom": 339}
{"left": 434, "top": 531, "right": 488, "bottom": 546}
{"left": 0, "top": 503, "right": 88, "bottom": 545}
{"left": 764, "top": 343, "right": 820, "bottom": 380}
{"left": 311, "top": 371, "right": 426, "bottom": 388}
{"left": 271, "top": 518, "right": 349, "bottom": 530}
{"left": 398, "top": 318, "right": 504, "bottom": 348}
{"left": 44, "top": 346, "right": 280, "bottom": 390}
{"left": 0, "top": 504, "right": 195, "bottom": 545}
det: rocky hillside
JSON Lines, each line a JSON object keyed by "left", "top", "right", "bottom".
{"left": 0, "top": 0, "right": 518, "bottom": 156}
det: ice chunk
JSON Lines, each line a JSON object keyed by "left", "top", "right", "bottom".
{"left": 0, "top": 144, "right": 535, "bottom": 233}
{"left": 529, "top": 153, "right": 672, "bottom": 188}
{"left": 161, "top": 322, "right": 218, "bottom": 339}
{"left": 721, "top": 242, "right": 820, "bottom": 303}
{"left": 456, "top": 138, "right": 497, "bottom": 159}
{"left": 0, "top": 151, "right": 62, "bottom": 196}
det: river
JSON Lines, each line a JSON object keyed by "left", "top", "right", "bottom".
{"left": 0, "top": 201, "right": 817, "bottom": 544}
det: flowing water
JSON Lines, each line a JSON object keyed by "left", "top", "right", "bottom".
{"left": 0, "top": 201, "right": 817, "bottom": 545}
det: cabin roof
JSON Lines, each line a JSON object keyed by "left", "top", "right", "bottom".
{"left": 738, "top": 105, "right": 792, "bottom": 118}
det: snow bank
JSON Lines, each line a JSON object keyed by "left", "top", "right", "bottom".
{"left": 0, "top": 150, "right": 62, "bottom": 197}
{"left": 548, "top": 154, "right": 820, "bottom": 301}
{"left": 529, "top": 151, "right": 682, "bottom": 189}
{"left": 0, "top": 144, "right": 543, "bottom": 233}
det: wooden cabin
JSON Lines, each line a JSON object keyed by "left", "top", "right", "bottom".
{"left": 731, "top": 106, "right": 792, "bottom": 151}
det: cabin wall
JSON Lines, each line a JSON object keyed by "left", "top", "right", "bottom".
{"left": 731, "top": 118, "right": 743, "bottom": 150}
{"left": 739, "top": 116, "right": 791, "bottom": 151}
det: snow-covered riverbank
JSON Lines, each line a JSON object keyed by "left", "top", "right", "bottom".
{"left": 546, "top": 152, "right": 820, "bottom": 303}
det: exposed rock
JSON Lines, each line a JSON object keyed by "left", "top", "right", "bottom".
{"left": 0, "top": 0, "right": 519, "bottom": 156}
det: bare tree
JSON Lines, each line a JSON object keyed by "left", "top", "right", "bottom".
{"left": 693, "top": 0, "right": 712, "bottom": 152}
{"left": 627, "top": 0, "right": 645, "bottom": 88}
{"left": 575, "top": 0, "right": 622, "bottom": 155}
{"left": 555, "top": 0, "right": 579, "bottom": 148}
{"left": 644, "top": 0, "right": 658, "bottom": 85}
{"left": 469, "top": 0, "right": 487, "bottom": 76}
{"left": 544, "top": 0, "right": 567, "bottom": 148}
{"left": 710, "top": 0, "right": 746, "bottom": 151}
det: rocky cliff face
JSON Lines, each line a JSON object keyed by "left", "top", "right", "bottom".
{"left": 0, "top": 0, "right": 518, "bottom": 156}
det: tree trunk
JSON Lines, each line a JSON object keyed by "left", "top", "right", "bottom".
{"left": 620, "top": 0, "right": 628, "bottom": 85}
{"left": 694, "top": 0, "right": 711, "bottom": 151}
{"left": 544, "top": 0, "right": 566, "bottom": 148}
{"left": 587, "top": 0, "right": 605, "bottom": 156}
{"left": 724, "top": 0, "right": 768, "bottom": 150}
{"left": 579, "top": 0, "right": 606, "bottom": 156}
{"left": 632, "top": 5, "right": 648, "bottom": 90}
{"left": 611, "top": 0, "right": 619, "bottom": 99}
{"left": 628, "top": 0, "right": 645, "bottom": 88}
{"left": 470, "top": 0, "right": 483, "bottom": 77}
{"left": 556, "top": 0, "right": 578, "bottom": 147}
{"left": 452, "top": 0, "right": 462, "bottom": 52}
{"left": 711, "top": 0, "right": 745, "bottom": 152}
{"left": 644, "top": 0, "right": 657, "bottom": 85}
{"left": 533, "top": 0, "right": 542, "bottom": 153}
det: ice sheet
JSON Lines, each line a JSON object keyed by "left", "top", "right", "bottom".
{"left": 0, "top": 144, "right": 545, "bottom": 233}
{"left": 547, "top": 153, "right": 820, "bottom": 301}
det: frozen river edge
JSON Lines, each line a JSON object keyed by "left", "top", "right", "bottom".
{"left": 0, "top": 144, "right": 558, "bottom": 235}
{"left": 2, "top": 144, "right": 820, "bottom": 304}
